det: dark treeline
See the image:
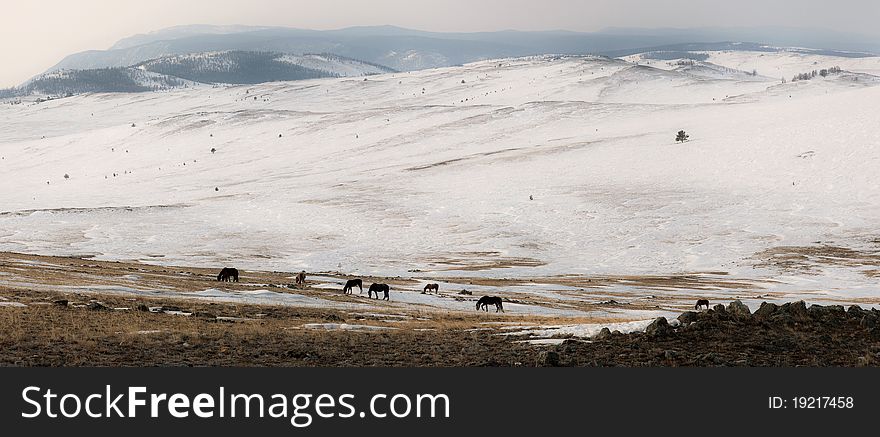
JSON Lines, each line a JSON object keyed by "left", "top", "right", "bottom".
{"left": 642, "top": 51, "right": 710, "bottom": 62}
{"left": 3, "top": 68, "right": 184, "bottom": 98}
{"left": 139, "top": 51, "right": 335, "bottom": 84}
{"left": 792, "top": 66, "right": 842, "bottom": 82}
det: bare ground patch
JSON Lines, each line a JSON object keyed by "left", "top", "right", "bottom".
{"left": 753, "top": 244, "right": 880, "bottom": 277}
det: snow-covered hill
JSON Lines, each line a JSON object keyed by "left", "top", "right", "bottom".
{"left": 3, "top": 51, "right": 394, "bottom": 97}
{"left": 137, "top": 51, "right": 390, "bottom": 84}
{"left": 276, "top": 53, "right": 395, "bottom": 77}
{"left": 1, "top": 52, "right": 879, "bottom": 304}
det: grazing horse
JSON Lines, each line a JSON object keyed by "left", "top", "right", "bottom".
{"left": 217, "top": 267, "right": 239, "bottom": 283}
{"left": 423, "top": 283, "right": 439, "bottom": 293}
{"left": 343, "top": 279, "right": 363, "bottom": 295}
{"left": 369, "top": 283, "right": 390, "bottom": 301}
{"left": 695, "top": 299, "right": 710, "bottom": 310}
{"left": 295, "top": 271, "right": 307, "bottom": 286}
{"left": 476, "top": 296, "right": 504, "bottom": 313}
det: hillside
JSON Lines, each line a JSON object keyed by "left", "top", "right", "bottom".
{"left": 1, "top": 51, "right": 879, "bottom": 314}
{"left": 0, "top": 68, "right": 190, "bottom": 98}
{"left": 48, "top": 25, "right": 880, "bottom": 74}
{"left": 1, "top": 51, "right": 394, "bottom": 97}
{"left": 136, "top": 51, "right": 335, "bottom": 84}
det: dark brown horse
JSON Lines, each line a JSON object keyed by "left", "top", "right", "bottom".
{"left": 295, "top": 271, "right": 306, "bottom": 286}
{"left": 217, "top": 267, "right": 239, "bottom": 283}
{"left": 476, "top": 296, "right": 504, "bottom": 313}
{"left": 369, "top": 283, "right": 390, "bottom": 301}
{"left": 695, "top": 299, "right": 710, "bottom": 310}
{"left": 343, "top": 279, "right": 363, "bottom": 295}
{"left": 423, "top": 283, "right": 439, "bottom": 293}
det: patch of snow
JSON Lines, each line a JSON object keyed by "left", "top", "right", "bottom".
{"left": 503, "top": 319, "right": 655, "bottom": 339}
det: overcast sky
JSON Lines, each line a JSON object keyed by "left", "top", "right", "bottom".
{"left": 1, "top": 0, "right": 878, "bottom": 87}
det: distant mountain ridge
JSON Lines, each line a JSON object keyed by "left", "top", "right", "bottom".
{"left": 47, "top": 24, "right": 880, "bottom": 76}
{"left": 0, "top": 51, "right": 394, "bottom": 97}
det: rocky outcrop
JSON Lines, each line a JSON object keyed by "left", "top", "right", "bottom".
{"left": 554, "top": 300, "right": 880, "bottom": 367}
{"left": 754, "top": 302, "right": 779, "bottom": 320}
{"left": 727, "top": 300, "right": 752, "bottom": 318}
{"left": 677, "top": 311, "right": 698, "bottom": 324}
{"left": 646, "top": 317, "right": 672, "bottom": 336}
{"left": 593, "top": 327, "right": 612, "bottom": 340}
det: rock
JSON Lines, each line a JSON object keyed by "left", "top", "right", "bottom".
{"left": 848, "top": 305, "right": 865, "bottom": 318}
{"left": 459, "top": 290, "right": 473, "bottom": 296}
{"left": 754, "top": 302, "right": 779, "bottom": 320}
{"left": 827, "top": 305, "right": 846, "bottom": 315}
{"left": 53, "top": 299, "right": 68, "bottom": 307}
{"left": 645, "top": 317, "right": 672, "bottom": 336}
{"left": 86, "top": 302, "right": 108, "bottom": 311}
{"left": 538, "top": 351, "right": 560, "bottom": 367}
{"left": 594, "top": 327, "right": 612, "bottom": 340}
{"left": 781, "top": 301, "right": 809, "bottom": 321}
{"left": 809, "top": 304, "right": 845, "bottom": 321}
{"left": 808, "top": 304, "right": 828, "bottom": 318}
{"left": 712, "top": 304, "right": 727, "bottom": 314}
{"left": 677, "top": 311, "right": 698, "bottom": 324}
{"left": 612, "top": 330, "right": 623, "bottom": 336}
{"left": 727, "top": 300, "right": 752, "bottom": 318}
{"left": 668, "top": 318, "right": 682, "bottom": 328}
{"left": 136, "top": 304, "right": 150, "bottom": 312}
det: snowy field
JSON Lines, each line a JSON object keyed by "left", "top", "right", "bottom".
{"left": 1, "top": 50, "right": 879, "bottom": 314}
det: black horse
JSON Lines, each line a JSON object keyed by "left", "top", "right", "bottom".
{"left": 295, "top": 271, "right": 307, "bottom": 286}
{"left": 695, "top": 299, "right": 710, "bottom": 310}
{"left": 476, "top": 296, "right": 504, "bottom": 313}
{"left": 343, "top": 279, "right": 363, "bottom": 295}
{"left": 369, "top": 283, "right": 390, "bottom": 301}
{"left": 217, "top": 267, "right": 239, "bottom": 283}
{"left": 423, "top": 283, "right": 439, "bottom": 293}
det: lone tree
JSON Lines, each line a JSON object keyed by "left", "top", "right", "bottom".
{"left": 676, "top": 130, "right": 690, "bottom": 143}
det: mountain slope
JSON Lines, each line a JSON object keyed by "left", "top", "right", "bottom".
{"left": 3, "top": 68, "right": 189, "bottom": 97}
{"left": 2, "top": 51, "right": 393, "bottom": 97}
{"left": 136, "top": 51, "right": 335, "bottom": 84}
{"left": 1, "top": 52, "right": 879, "bottom": 304}
{"left": 48, "top": 25, "right": 880, "bottom": 75}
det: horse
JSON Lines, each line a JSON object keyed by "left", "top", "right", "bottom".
{"left": 476, "top": 296, "right": 504, "bottom": 313}
{"left": 695, "top": 299, "right": 710, "bottom": 310}
{"left": 217, "top": 267, "right": 239, "bottom": 283}
{"left": 343, "top": 279, "right": 363, "bottom": 295}
{"left": 295, "top": 271, "right": 306, "bottom": 286}
{"left": 423, "top": 283, "right": 439, "bottom": 294}
{"left": 369, "top": 283, "right": 390, "bottom": 301}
